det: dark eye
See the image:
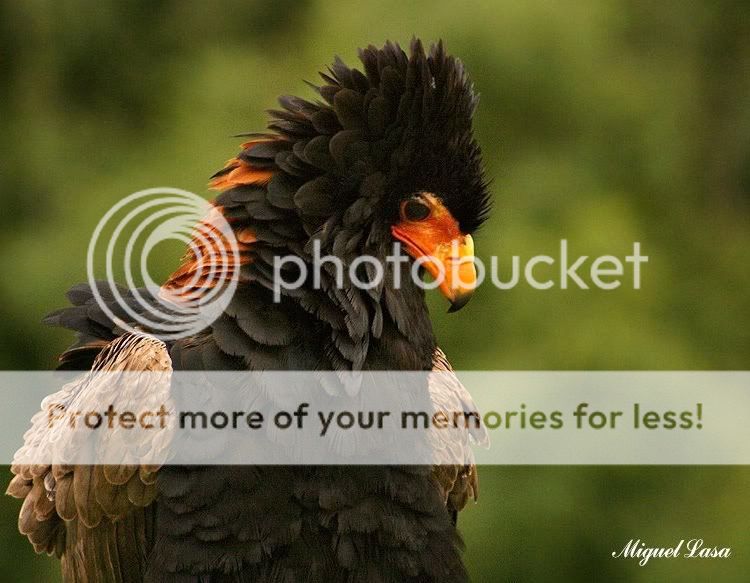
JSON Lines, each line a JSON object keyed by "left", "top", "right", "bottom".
{"left": 402, "top": 199, "right": 431, "bottom": 221}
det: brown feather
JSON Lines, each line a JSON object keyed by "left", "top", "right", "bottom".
{"left": 18, "top": 488, "right": 39, "bottom": 535}
{"left": 54, "top": 473, "right": 77, "bottom": 521}
{"left": 73, "top": 466, "right": 103, "bottom": 528}
{"left": 103, "top": 464, "right": 138, "bottom": 486}
{"left": 95, "top": 470, "right": 132, "bottom": 519}
{"left": 126, "top": 474, "right": 157, "bottom": 508}
{"left": 6, "top": 474, "right": 32, "bottom": 498}
{"left": 32, "top": 478, "right": 56, "bottom": 520}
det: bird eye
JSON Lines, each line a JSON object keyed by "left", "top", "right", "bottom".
{"left": 402, "top": 198, "right": 431, "bottom": 222}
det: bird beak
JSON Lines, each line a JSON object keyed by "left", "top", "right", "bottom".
{"left": 435, "top": 234, "right": 477, "bottom": 312}
{"left": 392, "top": 226, "right": 477, "bottom": 311}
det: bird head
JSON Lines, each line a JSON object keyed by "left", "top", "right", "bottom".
{"left": 165, "top": 39, "right": 490, "bottom": 369}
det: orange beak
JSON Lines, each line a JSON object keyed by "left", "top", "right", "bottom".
{"left": 392, "top": 226, "right": 477, "bottom": 312}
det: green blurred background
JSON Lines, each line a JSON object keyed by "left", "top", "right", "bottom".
{"left": 1, "top": 0, "right": 749, "bottom": 581}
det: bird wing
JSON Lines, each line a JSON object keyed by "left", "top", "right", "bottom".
{"left": 7, "top": 332, "right": 171, "bottom": 582}
{"left": 430, "top": 347, "right": 487, "bottom": 522}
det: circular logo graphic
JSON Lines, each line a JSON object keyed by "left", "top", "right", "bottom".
{"left": 86, "top": 187, "right": 239, "bottom": 340}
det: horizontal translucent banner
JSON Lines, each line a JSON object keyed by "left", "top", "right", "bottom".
{"left": 3, "top": 371, "right": 749, "bottom": 466}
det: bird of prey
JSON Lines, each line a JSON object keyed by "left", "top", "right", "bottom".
{"left": 8, "top": 39, "right": 491, "bottom": 582}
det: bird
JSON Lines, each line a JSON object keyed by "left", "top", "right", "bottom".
{"left": 8, "top": 39, "right": 491, "bottom": 582}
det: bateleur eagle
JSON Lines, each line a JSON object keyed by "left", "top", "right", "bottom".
{"left": 8, "top": 39, "right": 491, "bottom": 582}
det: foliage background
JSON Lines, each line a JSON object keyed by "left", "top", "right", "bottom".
{"left": 1, "top": 0, "right": 749, "bottom": 581}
